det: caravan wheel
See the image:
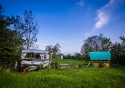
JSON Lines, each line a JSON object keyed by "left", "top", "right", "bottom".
{"left": 104, "top": 63, "right": 110, "bottom": 68}
{"left": 93, "top": 63, "right": 99, "bottom": 68}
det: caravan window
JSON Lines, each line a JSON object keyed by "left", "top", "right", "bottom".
{"left": 25, "top": 53, "right": 41, "bottom": 59}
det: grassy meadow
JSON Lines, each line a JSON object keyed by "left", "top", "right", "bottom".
{"left": 0, "top": 59, "right": 125, "bottom": 88}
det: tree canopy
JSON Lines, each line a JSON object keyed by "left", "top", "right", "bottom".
{"left": 81, "top": 33, "right": 112, "bottom": 55}
{"left": 111, "top": 37, "right": 125, "bottom": 65}
{"left": 45, "top": 43, "right": 61, "bottom": 71}
{"left": 14, "top": 10, "right": 38, "bottom": 49}
{"left": 0, "top": 4, "right": 24, "bottom": 68}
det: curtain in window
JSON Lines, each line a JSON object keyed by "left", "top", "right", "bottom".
{"left": 40, "top": 54, "right": 44, "bottom": 60}
{"left": 21, "top": 53, "right": 27, "bottom": 59}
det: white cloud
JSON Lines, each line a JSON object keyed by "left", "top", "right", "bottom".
{"left": 94, "top": 12, "right": 109, "bottom": 29}
{"left": 48, "top": 37, "right": 66, "bottom": 44}
{"left": 77, "top": 0, "right": 84, "bottom": 7}
{"left": 94, "top": 0, "right": 116, "bottom": 29}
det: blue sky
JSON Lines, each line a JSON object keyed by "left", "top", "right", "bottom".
{"left": 1, "top": 0, "right": 125, "bottom": 55}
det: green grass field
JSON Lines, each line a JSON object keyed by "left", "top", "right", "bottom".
{"left": 0, "top": 59, "right": 125, "bottom": 88}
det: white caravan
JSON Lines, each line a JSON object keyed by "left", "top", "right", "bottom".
{"left": 21, "top": 49, "right": 49, "bottom": 70}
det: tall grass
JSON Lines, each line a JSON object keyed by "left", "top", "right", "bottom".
{"left": 0, "top": 59, "right": 125, "bottom": 88}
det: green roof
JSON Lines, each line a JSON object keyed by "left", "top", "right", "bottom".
{"left": 89, "top": 51, "right": 111, "bottom": 60}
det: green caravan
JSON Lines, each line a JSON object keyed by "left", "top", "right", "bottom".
{"left": 88, "top": 51, "right": 111, "bottom": 68}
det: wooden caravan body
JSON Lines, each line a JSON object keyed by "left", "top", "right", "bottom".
{"left": 89, "top": 51, "right": 111, "bottom": 68}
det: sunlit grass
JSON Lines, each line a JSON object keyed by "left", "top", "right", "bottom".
{"left": 0, "top": 59, "right": 125, "bottom": 88}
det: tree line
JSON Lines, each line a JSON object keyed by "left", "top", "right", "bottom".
{"left": 64, "top": 34, "right": 125, "bottom": 66}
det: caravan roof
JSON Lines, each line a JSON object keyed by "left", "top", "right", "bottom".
{"left": 89, "top": 51, "right": 111, "bottom": 60}
{"left": 22, "top": 49, "right": 47, "bottom": 54}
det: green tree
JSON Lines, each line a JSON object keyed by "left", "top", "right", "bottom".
{"left": 0, "top": 4, "right": 24, "bottom": 69}
{"left": 81, "top": 33, "right": 112, "bottom": 62}
{"left": 0, "top": 29, "right": 24, "bottom": 68}
{"left": 46, "top": 43, "right": 61, "bottom": 71}
{"left": 111, "top": 36, "right": 125, "bottom": 66}
{"left": 65, "top": 54, "right": 72, "bottom": 59}
{"left": 74, "top": 53, "right": 81, "bottom": 60}
{"left": 14, "top": 10, "right": 38, "bottom": 49}
{"left": 119, "top": 36, "right": 125, "bottom": 44}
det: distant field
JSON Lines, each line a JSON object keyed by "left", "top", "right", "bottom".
{"left": 0, "top": 59, "right": 125, "bottom": 88}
